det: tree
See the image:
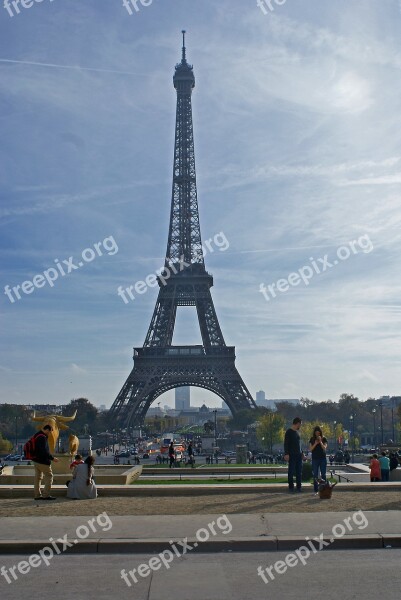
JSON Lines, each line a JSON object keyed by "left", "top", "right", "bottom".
{"left": 0, "top": 432, "right": 12, "bottom": 454}
{"left": 0, "top": 404, "right": 35, "bottom": 442}
{"left": 203, "top": 421, "right": 214, "bottom": 434}
{"left": 63, "top": 398, "right": 98, "bottom": 435}
{"left": 338, "top": 393, "right": 360, "bottom": 416}
{"left": 227, "top": 408, "right": 267, "bottom": 431}
{"left": 256, "top": 412, "right": 285, "bottom": 453}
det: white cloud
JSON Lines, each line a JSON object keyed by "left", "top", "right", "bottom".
{"left": 70, "top": 363, "right": 86, "bottom": 375}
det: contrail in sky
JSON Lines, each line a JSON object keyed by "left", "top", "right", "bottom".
{"left": 0, "top": 58, "right": 145, "bottom": 76}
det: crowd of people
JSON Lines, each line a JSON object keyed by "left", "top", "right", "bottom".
{"left": 14, "top": 418, "right": 401, "bottom": 500}
{"left": 369, "top": 451, "right": 400, "bottom": 482}
{"left": 283, "top": 417, "right": 401, "bottom": 494}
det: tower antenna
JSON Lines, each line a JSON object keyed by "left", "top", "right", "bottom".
{"left": 182, "top": 30, "right": 186, "bottom": 62}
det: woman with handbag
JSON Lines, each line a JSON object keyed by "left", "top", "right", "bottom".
{"left": 309, "top": 426, "right": 328, "bottom": 495}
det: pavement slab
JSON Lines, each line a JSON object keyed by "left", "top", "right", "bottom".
{"left": 1, "top": 551, "right": 401, "bottom": 600}
{"left": 0, "top": 511, "right": 400, "bottom": 554}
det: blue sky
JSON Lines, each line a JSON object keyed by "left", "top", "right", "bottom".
{"left": 1, "top": 0, "right": 401, "bottom": 409}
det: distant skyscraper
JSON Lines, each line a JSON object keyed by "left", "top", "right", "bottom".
{"left": 256, "top": 390, "right": 266, "bottom": 404}
{"left": 175, "top": 386, "right": 190, "bottom": 410}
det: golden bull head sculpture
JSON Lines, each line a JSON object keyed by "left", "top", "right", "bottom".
{"left": 31, "top": 411, "right": 77, "bottom": 455}
{"left": 68, "top": 434, "right": 79, "bottom": 457}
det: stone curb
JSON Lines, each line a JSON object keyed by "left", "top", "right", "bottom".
{"left": 0, "top": 534, "right": 400, "bottom": 555}
{"left": 1, "top": 482, "right": 401, "bottom": 498}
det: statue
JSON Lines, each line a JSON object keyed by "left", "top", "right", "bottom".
{"left": 68, "top": 434, "right": 79, "bottom": 457}
{"left": 31, "top": 411, "right": 77, "bottom": 455}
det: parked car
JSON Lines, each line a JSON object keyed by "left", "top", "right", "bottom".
{"left": 117, "top": 451, "right": 130, "bottom": 458}
{"left": 142, "top": 453, "right": 149, "bottom": 459}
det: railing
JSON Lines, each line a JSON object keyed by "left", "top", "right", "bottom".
{"left": 134, "top": 346, "right": 235, "bottom": 358}
{"left": 330, "top": 470, "right": 353, "bottom": 483}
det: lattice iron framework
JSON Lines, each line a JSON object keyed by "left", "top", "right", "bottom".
{"left": 108, "top": 32, "right": 256, "bottom": 428}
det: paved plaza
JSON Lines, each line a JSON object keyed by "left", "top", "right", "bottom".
{"left": 1, "top": 551, "right": 400, "bottom": 600}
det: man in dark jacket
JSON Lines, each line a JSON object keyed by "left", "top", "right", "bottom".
{"left": 284, "top": 417, "right": 303, "bottom": 493}
{"left": 168, "top": 442, "right": 175, "bottom": 468}
{"left": 187, "top": 442, "right": 195, "bottom": 467}
{"left": 32, "top": 425, "right": 59, "bottom": 500}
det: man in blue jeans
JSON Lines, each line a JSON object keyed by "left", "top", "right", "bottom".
{"left": 284, "top": 417, "right": 303, "bottom": 493}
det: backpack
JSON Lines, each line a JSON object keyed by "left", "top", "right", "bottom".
{"left": 23, "top": 432, "right": 45, "bottom": 460}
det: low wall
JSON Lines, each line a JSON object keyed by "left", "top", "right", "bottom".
{"left": 0, "top": 465, "right": 142, "bottom": 486}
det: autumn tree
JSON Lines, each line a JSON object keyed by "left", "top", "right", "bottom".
{"left": 256, "top": 412, "right": 285, "bottom": 453}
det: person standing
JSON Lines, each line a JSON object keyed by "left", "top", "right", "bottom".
{"left": 32, "top": 425, "right": 59, "bottom": 500}
{"left": 309, "top": 426, "right": 328, "bottom": 494}
{"left": 389, "top": 453, "right": 399, "bottom": 472}
{"left": 284, "top": 417, "right": 303, "bottom": 493}
{"left": 168, "top": 442, "right": 175, "bottom": 468}
{"left": 187, "top": 442, "right": 195, "bottom": 467}
{"left": 369, "top": 453, "right": 381, "bottom": 482}
{"left": 379, "top": 451, "right": 390, "bottom": 481}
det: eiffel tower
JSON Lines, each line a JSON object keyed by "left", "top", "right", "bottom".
{"left": 109, "top": 32, "right": 256, "bottom": 428}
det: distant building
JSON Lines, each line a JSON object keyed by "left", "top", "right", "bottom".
{"left": 98, "top": 404, "right": 107, "bottom": 412}
{"left": 25, "top": 404, "right": 67, "bottom": 415}
{"left": 147, "top": 406, "right": 165, "bottom": 416}
{"left": 378, "top": 396, "right": 401, "bottom": 408}
{"left": 255, "top": 390, "right": 266, "bottom": 404}
{"left": 175, "top": 386, "right": 190, "bottom": 410}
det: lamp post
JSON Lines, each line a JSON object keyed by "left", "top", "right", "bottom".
{"left": 158, "top": 402, "right": 162, "bottom": 434}
{"left": 379, "top": 401, "right": 384, "bottom": 446}
{"left": 15, "top": 416, "right": 19, "bottom": 453}
{"left": 372, "top": 409, "right": 376, "bottom": 449}
{"left": 350, "top": 414, "right": 356, "bottom": 463}
{"left": 213, "top": 409, "right": 217, "bottom": 447}
{"left": 269, "top": 412, "right": 274, "bottom": 454}
{"left": 391, "top": 399, "right": 395, "bottom": 443}
{"left": 333, "top": 420, "right": 337, "bottom": 450}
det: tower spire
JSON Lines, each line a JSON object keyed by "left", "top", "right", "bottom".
{"left": 182, "top": 29, "right": 186, "bottom": 62}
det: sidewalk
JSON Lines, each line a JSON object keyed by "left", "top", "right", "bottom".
{"left": 1, "top": 512, "right": 400, "bottom": 554}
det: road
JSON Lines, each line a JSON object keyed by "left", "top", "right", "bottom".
{"left": 1, "top": 550, "right": 399, "bottom": 599}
